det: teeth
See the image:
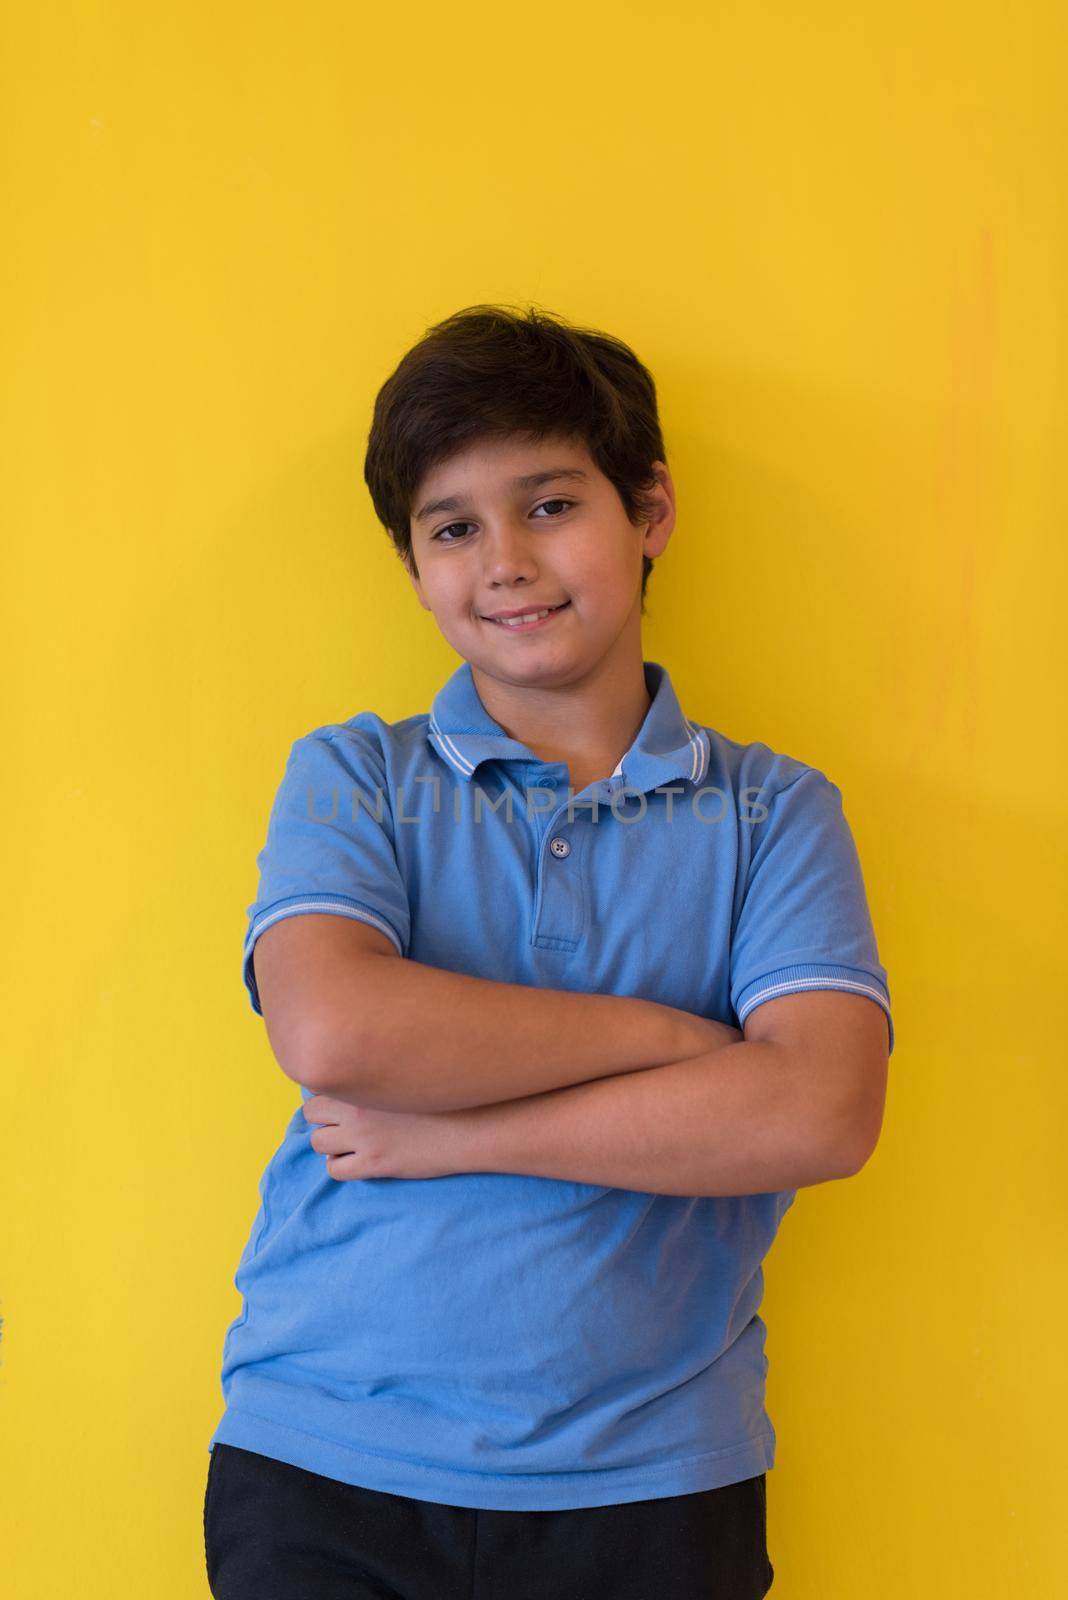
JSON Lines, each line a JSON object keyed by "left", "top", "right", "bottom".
{"left": 495, "top": 607, "right": 555, "bottom": 626}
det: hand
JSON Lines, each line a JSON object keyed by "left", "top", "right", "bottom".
{"left": 301, "top": 1093, "right": 473, "bottom": 1181}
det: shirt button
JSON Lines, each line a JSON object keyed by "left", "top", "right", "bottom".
{"left": 549, "top": 837, "right": 571, "bottom": 859}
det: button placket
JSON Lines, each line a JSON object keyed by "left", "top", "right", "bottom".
{"left": 530, "top": 789, "right": 589, "bottom": 950}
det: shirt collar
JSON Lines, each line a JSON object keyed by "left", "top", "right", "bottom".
{"left": 427, "top": 658, "right": 710, "bottom": 795}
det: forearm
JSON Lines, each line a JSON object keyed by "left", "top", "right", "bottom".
{"left": 448, "top": 1039, "right": 854, "bottom": 1197}
{"left": 315, "top": 954, "right": 740, "bottom": 1113}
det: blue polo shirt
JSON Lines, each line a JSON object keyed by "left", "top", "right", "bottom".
{"left": 208, "top": 657, "right": 893, "bottom": 1511}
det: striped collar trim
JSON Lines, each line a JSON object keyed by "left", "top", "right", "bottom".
{"left": 426, "top": 659, "right": 710, "bottom": 795}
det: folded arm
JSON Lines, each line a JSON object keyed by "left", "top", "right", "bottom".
{"left": 252, "top": 913, "right": 740, "bottom": 1112}
{"left": 253, "top": 915, "right": 890, "bottom": 1194}
{"left": 445, "top": 989, "right": 890, "bottom": 1196}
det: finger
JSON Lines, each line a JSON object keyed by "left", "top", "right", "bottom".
{"left": 310, "top": 1126, "right": 354, "bottom": 1156}
{"left": 325, "top": 1152, "right": 366, "bottom": 1181}
{"left": 311, "top": 1095, "right": 344, "bottom": 1118}
{"left": 302, "top": 1095, "right": 341, "bottom": 1124}
{"left": 303, "top": 1103, "right": 340, "bottom": 1128}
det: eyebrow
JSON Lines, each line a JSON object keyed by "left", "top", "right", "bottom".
{"left": 413, "top": 468, "right": 588, "bottom": 525}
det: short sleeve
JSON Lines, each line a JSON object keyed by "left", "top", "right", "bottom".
{"left": 242, "top": 727, "right": 411, "bottom": 1016}
{"left": 730, "top": 767, "right": 894, "bottom": 1055}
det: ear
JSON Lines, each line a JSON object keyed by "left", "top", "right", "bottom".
{"left": 642, "top": 460, "right": 676, "bottom": 559}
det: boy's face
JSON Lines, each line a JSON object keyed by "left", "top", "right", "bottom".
{"left": 404, "top": 434, "right": 675, "bottom": 691}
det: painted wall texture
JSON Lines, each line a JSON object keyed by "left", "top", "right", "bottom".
{"left": 2, "top": 1, "right": 1065, "bottom": 1593}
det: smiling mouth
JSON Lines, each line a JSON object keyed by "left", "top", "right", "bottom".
{"left": 482, "top": 601, "right": 571, "bottom": 628}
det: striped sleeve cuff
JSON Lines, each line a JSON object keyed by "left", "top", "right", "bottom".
{"left": 242, "top": 894, "right": 406, "bottom": 1016}
{"left": 735, "top": 962, "right": 894, "bottom": 1055}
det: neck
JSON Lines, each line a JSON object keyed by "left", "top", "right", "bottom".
{"left": 469, "top": 636, "right": 652, "bottom": 773}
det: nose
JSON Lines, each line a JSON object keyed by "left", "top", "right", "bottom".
{"left": 481, "top": 519, "right": 541, "bottom": 587}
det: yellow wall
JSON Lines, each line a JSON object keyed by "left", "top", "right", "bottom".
{"left": 3, "top": 2, "right": 1065, "bottom": 1593}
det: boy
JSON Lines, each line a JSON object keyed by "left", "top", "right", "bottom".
{"left": 205, "top": 304, "right": 893, "bottom": 1599}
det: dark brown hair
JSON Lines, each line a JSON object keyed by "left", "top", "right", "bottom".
{"left": 363, "top": 303, "right": 668, "bottom": 614}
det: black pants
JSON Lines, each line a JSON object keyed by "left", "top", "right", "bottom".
{"left": 203, "top": 1442, "right": 774, "bottom": 1599}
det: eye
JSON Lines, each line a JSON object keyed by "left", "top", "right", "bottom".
{"left": 431, "top": 499, "right": 576, "bottom": 544}
{"left": 430, "top": 522, "right": 473, "bottom": 544}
